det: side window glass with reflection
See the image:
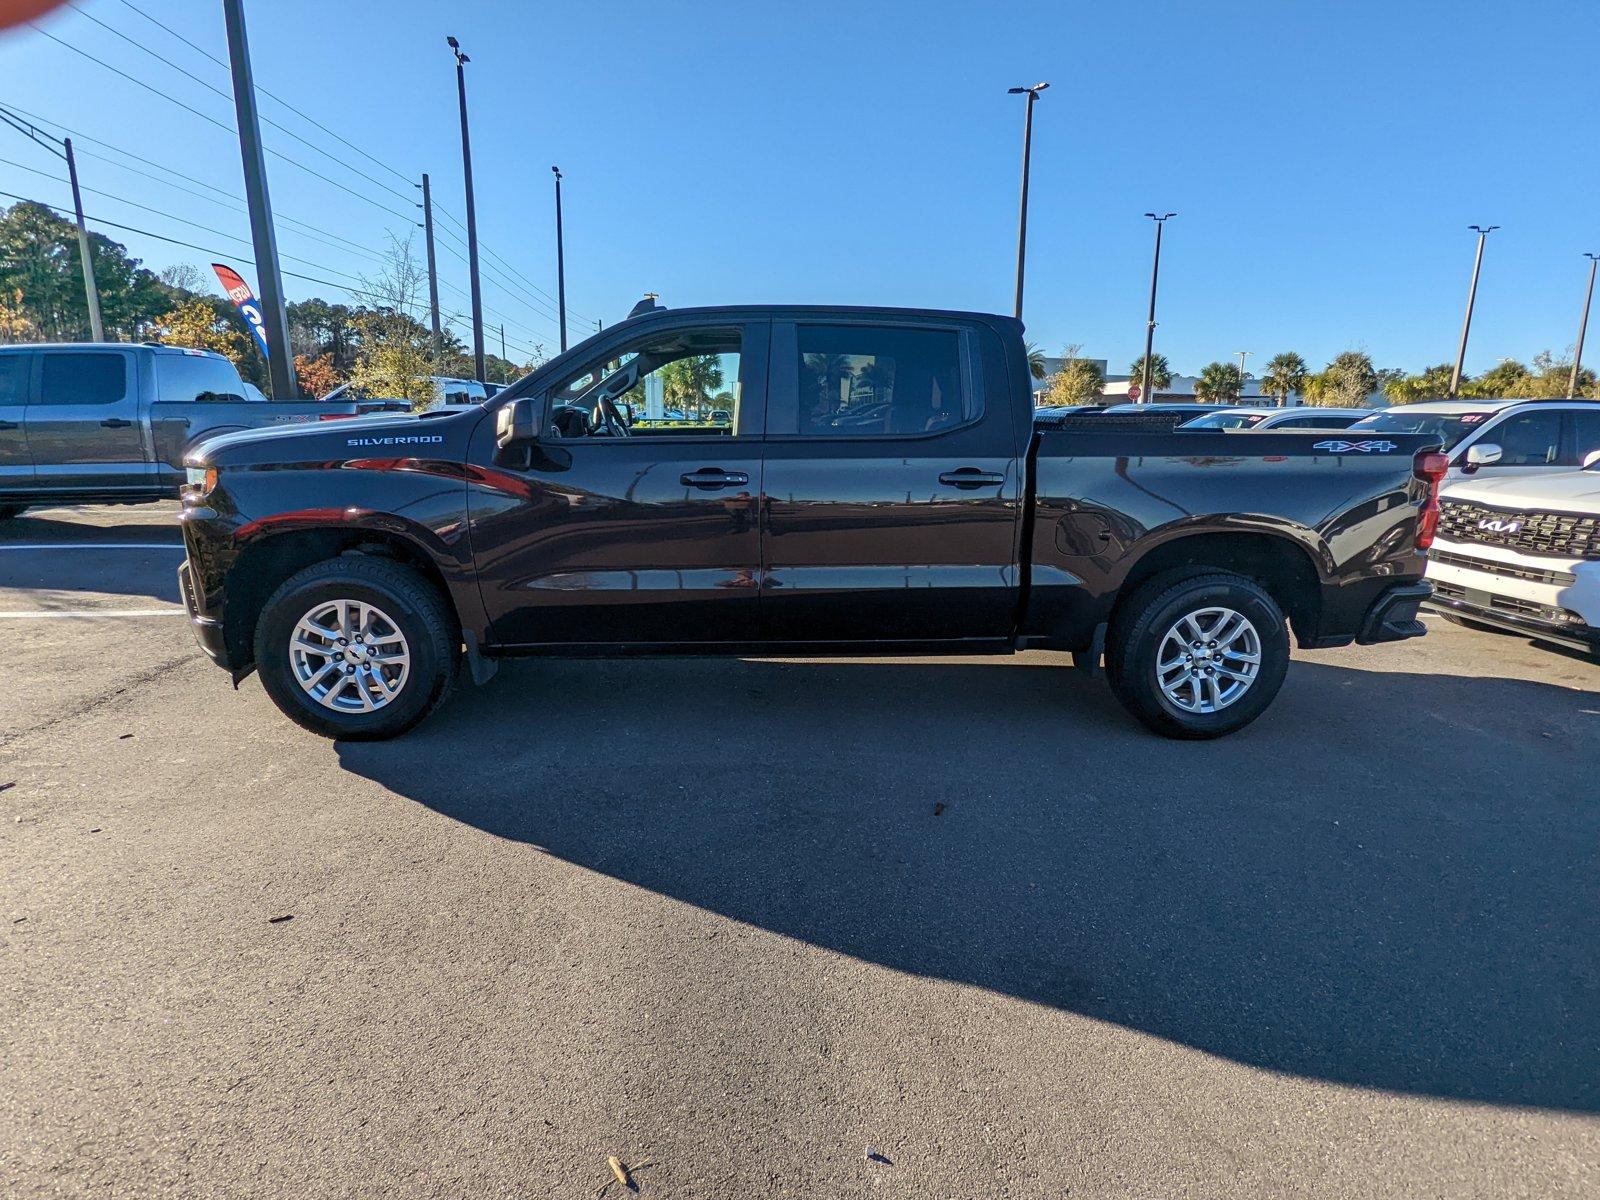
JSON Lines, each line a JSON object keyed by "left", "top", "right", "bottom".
{"left": 156, "top": 354, "right": 247, "bottom": 403}
{"left": 547, "top": 329, "right": 743, "bottom": 438}
{"left": 797, "top": 325, "right": 970, "bottom": 436}
{"left": 41, "top": 353, "right": 126, "bottom": 404}
{"left": 1487, "top": 412, "right": 1561, "bottom": 466}
{"left": 1571, "top": 410, "right": 1600, "bottom": 466}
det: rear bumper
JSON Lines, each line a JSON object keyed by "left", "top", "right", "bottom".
{"left": 1355, "top": 580, "right": 1432, "bottom": 645}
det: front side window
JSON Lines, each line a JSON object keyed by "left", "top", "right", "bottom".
{"left": 796, "top": 325, "right": 969, "bottom": 436}
{"left": 1571, "top": 410, "right": 1600, "bottom": 467}
{"left": 156, "top": 353, "right": 247, "bottom": 404}
{"left": 548, "top": 328, "right": 742, "bottom": 438}
{"left": 0, "top": 354, "right": 24, "bottom": 405}
{"left": 1487, "top": 410, "right": 1561, "bottom": 466}
{"left": 41, "top": 352, "right": 126, "bottom": 405}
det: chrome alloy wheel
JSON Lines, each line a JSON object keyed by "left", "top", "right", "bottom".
{"left": 1155, "top": 606, "right": 1262, "bottom": 714}
{"left": 289, "top": 598, "right": 411, "bottom": 713}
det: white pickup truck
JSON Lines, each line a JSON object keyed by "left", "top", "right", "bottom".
{"left": 1425, "top": 462, "right": 1600, "bottom": 657}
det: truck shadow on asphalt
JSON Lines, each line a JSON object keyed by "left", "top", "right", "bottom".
{"left": 336, "top": 655, "right": 1599, "bottom": 1113}
{"left": 0, "top": 511, "right": 185, "bottom": 603}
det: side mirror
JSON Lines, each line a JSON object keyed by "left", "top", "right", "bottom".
{"left": 1583, "top": 448, "right": 1600, "bottom": 469}
{"left": 495, "top": 395, "right": 544, "bottom": 450}
{"left": 1464, "top": 442, "right": 1502, "bottom": 470}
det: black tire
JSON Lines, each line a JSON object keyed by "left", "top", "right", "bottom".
{"left": 0, "top": 504, "right": 26, "bottom": 521}
{"left": 254, "top": 555, "right": 458, "bottom": 740}
{"left": 1105, "top": 570, "right": 1290, "bottom": 740}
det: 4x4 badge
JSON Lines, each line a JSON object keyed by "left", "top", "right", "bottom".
{"left": 1311, "top": 439, "right": 1398, "bottom": 453}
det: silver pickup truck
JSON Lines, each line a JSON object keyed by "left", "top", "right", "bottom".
{"left": 0, "top": 343, "right": 404, "bottom": 517}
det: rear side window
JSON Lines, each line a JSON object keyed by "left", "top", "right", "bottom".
{"left": 156, "top": 353, "right": 247, "bottom": 404}
{"left": 796, "top": 325, "right": 970, "bottom": 436}
{"left": 40, "top": 352, "right": 126, "bottom": 404}
{"left": 0, "top": 354, "right": 25, "bottom": 405}
{"left": 1571, "top": 409, "right": 1600, "bottom": 466}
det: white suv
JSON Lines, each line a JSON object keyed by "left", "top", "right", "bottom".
{"left": 1346, "top": 400, "right": 1600, "bottom": 484}
{"left": 1425, "top": 461, "right": 1600, "bottom": 656}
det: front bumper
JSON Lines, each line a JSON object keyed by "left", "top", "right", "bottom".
{"left": 1423, "top": 536, "right": 1600, "bottom": 653}
{"left": 178, "top": 557, "right": 230, "bottom": 667}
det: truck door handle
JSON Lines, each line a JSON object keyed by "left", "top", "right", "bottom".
{"left": 100, "top": 417, "right": 133, "bottom": 428}
{"left": 938, "top": 468, "right": 1006, "bottom": 489}
{"left": 680, "top": 469, "right": 749, "bottom": 488}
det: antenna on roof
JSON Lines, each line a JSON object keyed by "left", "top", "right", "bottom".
{"left": 627, "top": 293, "right": 664, "bottom": 319}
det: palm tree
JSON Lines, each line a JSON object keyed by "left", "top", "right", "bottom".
{"left": 1261, "top": 352, "right": 1308, "bottom": 406}
{"left": 660, "top": 354, "right": 725, "bottom": 417}
{"left": 1025, "top": 340, "right": 1048, "bottom": 382}
{"left": 1128, "top": 353, "right": 1173, "bottom": 396}
{"left": 1195, "top": 361, "right": 1243, "bottom": 403}
{"left": 802, "top": 352, "right": 854, "bottom": 410}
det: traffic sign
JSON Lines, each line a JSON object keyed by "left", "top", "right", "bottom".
{"left": 1127, "top": 384, "right": 1142, "bottom": 401}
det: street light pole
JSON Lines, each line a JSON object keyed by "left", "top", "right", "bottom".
{"left": 1237, "top": 350, "right": 1251, "bottom": 399}
{"left": 552, "top": 166, "right": 567, "bottom": 352}
{"left": 61, "top": 138, "right": 104, "bottom": 341}
{"left": 1140, "top": 212, "right": 1175, "bottom": 405}
{"left": 1007, "top": 82, "right": 1048, "bottom": 321}
{"left": 1569, "top": 252, "right": 1599, "bottom": 399}
{"left": 447, "top": 36, "right": 486, "bottom": 382}
{"left": 222, "top": 0, "right": 296, "bottom": 399}
{"left": 1449, "top": 223, "right": 1498, "bottom": 397}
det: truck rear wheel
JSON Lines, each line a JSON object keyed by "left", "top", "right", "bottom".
{"left": 1105, "top": 570, "right": 1290, "bottom": 739}
{"left": 254, "top": 556, "right": 458, "bottom": 740}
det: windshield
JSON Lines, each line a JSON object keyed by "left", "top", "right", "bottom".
{"left": 1346, "top": 409, "right": 1493, "bottom": 449}
{"left": 1181, "top": 411, "right": 1265, "bottom": 430}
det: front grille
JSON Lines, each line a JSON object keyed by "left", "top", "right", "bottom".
{"left": 1429, "top": 579, "right": 1582, "bottom": 624}
{"left": 1437, "top": 499, "right": 1599, "bottom": 559}
{"left": 1428, "top": 548, "right": 1578, "bottom": 586}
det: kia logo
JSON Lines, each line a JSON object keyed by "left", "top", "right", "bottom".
{"left": 1477, "top": 517, "right": 1522, "bottom": 534}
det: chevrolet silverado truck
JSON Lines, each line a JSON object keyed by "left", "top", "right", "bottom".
{"left": 0, "top": 342, "right": 403, "bottom": 517}
{"left": 177, "top": 304, "right": 1445, "bottom": 740}
{"left": 1425, "top": 462, "right": 1600, "bottom": 656}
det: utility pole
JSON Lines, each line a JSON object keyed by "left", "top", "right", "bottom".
{"left": 447, "top": 36, "right": 485, "bottom": 382}
{"left": 498, "top": 323, "right": 506, "bottom": 381}
{"left": 1140, "top": 212, "right": 1176, "bottom": 405}
{"left": 552, "top": 166, "right": 567, "bottom": 352}
{"left": 419, "top": 173, "right": 442, "bottom": 357}
{"left": 1569, "top": 253, "right": 1599, "bottom": 399}
{"left": 1449, "top": 224, "right": 1498, "bottom": 397}
{"left": 222, "top": 0, "right": 296, "bottom": 399}
{"left": 62, "top": 139, "right": 104, "bottom": 341}
{"left": 1007, "top": 82, "right": 1048, "bottom": 320}
{"left": 1237, "top": 350, "right": 1251, "bottom": 398}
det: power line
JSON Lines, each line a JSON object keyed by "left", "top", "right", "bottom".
{"left": 1, "top": 189, "right": 548, "bottom": 363}
{"left": 112, "top": 0, "right": 416, "bottom": 189}
{"left": 68, "top": 3, "right": 417, "bottom": 208}
{"left": 0, "top": 100, "right": 397, "bottom": 262}
{"left": 28, "top": 26, "right": 416, "bottom": 224}
{"left": 432, "top": 198, "right": 593, "bottom": 324}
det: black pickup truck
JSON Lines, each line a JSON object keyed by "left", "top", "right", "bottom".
{"left": 178, "top": 304, "right": 1444, "bottom": 740}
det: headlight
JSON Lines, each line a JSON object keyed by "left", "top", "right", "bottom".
{"left": 185, "top": 466, "right": 218, "bottom": 495}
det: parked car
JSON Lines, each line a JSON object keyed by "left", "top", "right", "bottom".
{"left": 1099, "top": 402, "right": 1223, "bottom": 419}
{"left": 1425, "top": 458, "right": 1600, "bottom": 657}
{"left": 319, "top": 376, "right": 491, "bottom": 410}
{"left": 1345, "top": 399, "right": 1600, "bottom": 484}
{"left": 0, "top": 343, "right": 401, "bottom": 518}
{"left": 1181, "top": 407, "right": 1375, "bottom": 431}
{"left": 177, "top": 303, "right": 1443, "bottom": 741}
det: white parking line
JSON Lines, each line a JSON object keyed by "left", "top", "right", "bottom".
{"left": 0, "top": 543, "right": 184, "bottom": 551}
{"left": 0, "top": 608, "right": 186, "bottom": 619}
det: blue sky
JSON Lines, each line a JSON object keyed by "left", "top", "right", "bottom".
{"left": 0, "top": 0, "right": 1594, "bottom": 375}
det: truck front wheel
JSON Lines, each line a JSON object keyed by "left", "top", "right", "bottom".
{"left": 254, "top": 556, "right": 458, "bottom": 740}
{"left": 1105, "top": 571, "right": 1290, "bottom": 739}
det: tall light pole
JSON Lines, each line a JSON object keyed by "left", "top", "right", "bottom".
{"left": 552, "top": 165, "right": 567, "bottom": 352}
{"left": 447, "top": 36, "right": 485, "bottom": 382}
{"left": 1237, "top": 350, "right": 1251, "bottom": 399}
{"left": 1140, "top": 212, "right": 1176, "bottom": 405}
{"left": 1449, "top": 224, "right": 1498, "bottom": 397}
{"left": 1569, "top": 252, "right": 1599, "bottom": 399}
{"left": 222, "top": 0, "right": 295, "bottom": 399}
{"left": 1007, "top": 82, "right": 1048, "bottom": 320}
{"left": 62, "top": 139, "right": 104, "bottom": 341}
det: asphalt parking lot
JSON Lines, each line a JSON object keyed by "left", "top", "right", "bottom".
{"left": 2, "top": 502, "right": 1597, "bottom": 1199}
